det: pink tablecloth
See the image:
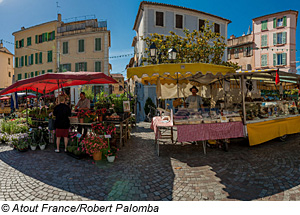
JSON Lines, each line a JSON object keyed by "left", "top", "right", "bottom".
{"left": 176, "top": 122, "right": 244, "bottom": 142}
{"left": 151, "top": 117, "right": 173, "bottom": 139}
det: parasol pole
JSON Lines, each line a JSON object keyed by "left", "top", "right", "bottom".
{"left": 177, "top": 72, "right": 179, "bottom": 99}
{"left": 26, "top": 89, "right": 28, "bottom": 125}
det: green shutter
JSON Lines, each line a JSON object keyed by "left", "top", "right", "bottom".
{"left": 261, "top": 55, "right": 264, "bottom": 67}
{"left": 42, "top": 33, "right": 44, "bottom": 43}
{"left": 68, "top": 64, "right": 71, "bottom": 71}
{"left": 44, "top": 33, "right": 48, "bottom": 41}
{"left": 282, "top": 53, "right": 287, "bottom": 65}
{"left": 30, "top": 54, "right": 33, "bottom": 65}
{"left": 273, "top": 33, "right": 277, "bottom": 45}
{"left": 31, "top": 72, "right": 34, "bottom": 77}
{"left": 95, "top": 38, "right": 101, "bottom": 51}
{"left": 283, "top": 16, "right": 287, "bottom": 27}
{"left": 25, "top": 55, "right": 27, "bottom": 66}
{"left": 25, "top": 73, "right": 27, "bottom": 79}
{"left": 18, "top": 74, "right": 22, "bottom": 80}
{"left": 42, "top": 70, "right": 45, "bottom": 74}
{"left": 79, "top": 40, "right": 84, "bottom": 52}
{"left": 48, "top": 50, "right": 52, "bottom": 62}
{"left": 21, "top": 56, "right": 24, "bottom": 67}
{"left": 84, "top": 62, "right": 87, "bottom": 71}
{"left": 15, "top": 40, "right": 18, "bottom": 49}
{"left": 52, "top": 31, "right": 55, "bottom": 40}
{"left": 47, "top": 69, "right": 53, "bottom": 73}
{"left": 75, "top": 63, "right": 79, "bottom": 72}
{"left": 273, "top": 18, "right": 277, "bottom": 28}
{"left": 59, "top": 65, "right": 63, "bottom": 72}
{"left": 35, "top": 71, "right": 38, "bottom": 76}
{"left": 21, "top": 39, "right": 24, "bottom": 47}
{"left": 35, "top": 35, "right": 38, "bottom": 44}
{"left": 15, "top": 57, "right": 18, "bottom": 68}
{"left": 282, "top": 32, "right": 287, "bottom": 44}
{"left": 35, "top": 53, "right": 38, "bottom": 64}
{"left": 39, "top": 52, "right": 42, "bottom": 64}
{"left": 273, "top": 54, "right": 277, "bottom": 66}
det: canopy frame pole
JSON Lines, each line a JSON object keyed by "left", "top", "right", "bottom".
{"left": 241, "top": 75, "right": 246, "bottom": 124}
{"left": 26, "top": 89, "right": 28, "bottom": 125}
{"left": 177, "top": 72, "right": 179, "bottom": 99}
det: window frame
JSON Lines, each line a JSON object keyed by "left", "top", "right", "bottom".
{"left": 277, "top": 32, "right": 283, "bottom": 44}
{"left": 277, "top": 18, "right": 283, "bottom": 27}
{"left": 95, "top": 61, "right": 102, "bottom": 72}
{"left": 63, "top": 41, "right": 69, "bottom": 54}
{"left": 174, "top": 14, "right": 184, "bottom": 29}
{"left": 95, "top": 38, "right": 102, "bottom": 51}
{"left": 78, "top": 39, "right": 85, "bottom": 53}
{"left": 234, "top": 48, "right": 239, "bottom": 59}
{"left": 261, "top": 54, "right": 268, "bottom": 67}
{"left": 214, "top": 23, "right": 220, "bottom": 34}
{"left": 261, "top": 35, "right": 268, "bottom": 47}
{"left": 261, "top": 20, "right": 268, "bottom": 31}
{"left": 155, "top": 10, "right": 165, "bottom": 27}
{"left": 198, "top": 19, "right": 205, "bottom": 32}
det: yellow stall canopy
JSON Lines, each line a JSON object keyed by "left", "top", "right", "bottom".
{"left": 127, "top": 63, "right": 236, "bottom": 85}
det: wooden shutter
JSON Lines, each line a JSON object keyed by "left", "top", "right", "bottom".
{"left": 18, "top": 74, "right": 21, "bottom": 80}
{"left": 21, "top": 39, "right": 24, "bottom": 47}
{"left": 21, "top": 56, "right": 24, "bottom": 67}
{"left": 59, "top": 65, "right": 63, "bottom": 72}
{"left": 84, "top": 62, "right": 87, "bottom": 71}
{"left": 35, "top": 71, "right": 38, "bottom": 76}
{"left": 282, "top": 32, "right": 287, "bottom": 44}
{"left": 35, "top": 35, "right": 38, "bottom": 44}
{"left": 68, "top": 64, "right": 71, "bottom": 71}
{"left": 283, "top": 16, "right": 287, "bottom": 27}
{"left": 42, "top": 70, "right": 45, "bottom": 74}
{"left": 31, "top": 72, "right": 33, "bottom": 77}
{"left": 15, "top": 57, "right": 18, "bottom": 68}
{"left": 25, "top": 55, "right": 27, "bottom": 66}
{"left": 35, "top": 53, "right": 38, "bottom": 64}
{"left": 273, "top": 33, "right": 277, "bottom": 45}
{"left": 15, "top": 41, "right": 18, "bottom": 49}
{"left": 52, "top": 31, "right": 55, "bottom": 40}
{"left": 25, "top": 73, "right": 27, "bottom": 79}
{"left": 44, "top": 33, "right": 48, "bottom": 41}
{"left": 273, "top": 18, "right": 276, "bottom": 28}
{"left": 273, "top": 54, "right": 277, "bottom": 66}
{"left": 31, "top": 54, "right": 33, "bottom": 65}
{"left": 39, "top": 52, "right": 42, "bottom": 64}
{"left": 282, "top": 53, "right": 287, "bottom": 65}
{"left": 95, "top": 38, "right": 101, "bottom": 51}
{"left": 75, "top": 63, "right": 79, "bottom": 72}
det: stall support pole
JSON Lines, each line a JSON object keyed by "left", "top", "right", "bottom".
{"left": 26, "top": 89, "right": 28, "bottom": 125}
{"left": 241, "top": 75, "right": 246, "bottom": 124}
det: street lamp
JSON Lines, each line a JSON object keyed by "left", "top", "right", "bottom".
{"left": 149, "top": 42, "right": 157, "bottom": 57}
{"left": 168, "top": 47, "right": 177, "bottom": 61}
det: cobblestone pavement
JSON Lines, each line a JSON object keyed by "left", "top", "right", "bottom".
{"left": 1, "top": 122, "right": 300, "bottom": 200}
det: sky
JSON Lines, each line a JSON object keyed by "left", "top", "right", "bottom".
{"left": 0, "top": 0, "right": 299, "bottom": 75}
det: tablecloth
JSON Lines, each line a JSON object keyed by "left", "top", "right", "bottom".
{"left": 151, "top": 116, "right": 173, "bottom": 139}
{"left": 176, "top": 122, "right": 244, "bottom": 142}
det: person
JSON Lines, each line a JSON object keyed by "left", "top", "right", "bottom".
{"left": 184, "top": 86, "right": 204, "bottom": 110}
{"left": 75, "top": 92, "right": 91, "bottom": 139}
{"left": 53, "top": 95, "right": 71, "bottom": 153}
{"left": 39, "top": 97, "right": 45, "bottom": 107}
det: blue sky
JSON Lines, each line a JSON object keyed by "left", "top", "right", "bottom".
{"left": 0, "top": 0, "right": 299, "bottom": 75}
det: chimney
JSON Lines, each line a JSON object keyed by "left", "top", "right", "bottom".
{"left": 230, "top": 35, "right": 235, "bottom": 39}
{"left": 21, "top": 26, "right": 25, "bottom": 30}
{"left": 58, "top": 13, "right": 62, "bottom": 22}
{"left": 0, "top": 40, "right": 3, "bottom": 48}
{"left": 242, "top": 32, "right": 245, "bottom": 36}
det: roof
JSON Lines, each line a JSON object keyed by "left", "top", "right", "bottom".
{"left": 133, "top": 1, "right": 231, "bottom": 30}
{"left": 12, "top": 20, "right": 58, "bottom": 35}
{"left": 252, "top": 10, "right": 298, "bottom": 21}
{"left": 0, "top": 47, "right": 13, "bottom": 56}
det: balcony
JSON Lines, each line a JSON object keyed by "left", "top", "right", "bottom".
{"left": 227, "top": 34, "right": 253, "bottom": 48}
{"left": 57, "top": 20, "right": 107, "bottom": 36}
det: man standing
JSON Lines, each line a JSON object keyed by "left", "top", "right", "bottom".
{"left": 75, "top": 92, "right": 90, "bottom": 139}
{"left": 184, "top": 86, "right": 204, "bottom": 110}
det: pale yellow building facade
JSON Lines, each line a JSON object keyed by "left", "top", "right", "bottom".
{"left": 0, "top": 41, "right": 14, "bottom": 89}
{"left": 111, "top": 74, "right": 125, "bottom": 94}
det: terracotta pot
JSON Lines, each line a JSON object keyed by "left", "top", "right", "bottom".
{"left": 93, "top": 151, "right": 102, "bottom": 161}
{"left": 98, "top": 114, "right": 103, "bottom": 122}
{"left": 79, "top": 118, "right": 84, "bottom": 123}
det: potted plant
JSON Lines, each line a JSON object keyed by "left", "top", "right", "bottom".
{"left": 84, "top": 111, "right": 97, "bottom": 123}
{"left": 77, "top": 109, "right": 86, "bottom": 123}
{"left": 17, "top": 137, "right": 29, "bottom": 152}
{"left": 96, "top": 108, "right": 107, "bottom": 122}
{"left": 82, "top": 134, "right": 108, "bottom": 161}
{"left": 104, "top": 146, "right": 119, "bottom": 162}
{"left": 30, "top": 140, "right": 37, "bottom": 151}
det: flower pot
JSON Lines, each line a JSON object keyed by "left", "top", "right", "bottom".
{"left": 107, "top": 156, "right": 115, "bottom": 163}
{"left": 39, "top": 144, "right": 46, "bottom": 150}
{"left": 98, "top": 114, "right": 103, "bottom": 122}
{"left": 30, "top": 145, "right": 37, "bottom": 151}
{"left": 93, "top": 151, "right": 102, "bottom": 161}
{"left": 18, "top": 148, "right": 28, "bottom": 152}
{"left": 79, "top": 118, "right": 84, "bottom": 123}
{"left": 84, "top": 118, "right": 90, "bottom": 123}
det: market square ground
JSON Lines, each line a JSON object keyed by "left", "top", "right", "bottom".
{"left": 0, "top": 122, "right": 300, "bottom": 201}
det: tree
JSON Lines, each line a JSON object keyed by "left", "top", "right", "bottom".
{"left": 141, "top": 20, "right": 239, "bottom": 69}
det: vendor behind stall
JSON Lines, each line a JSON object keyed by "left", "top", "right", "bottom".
{"left": 184, "top": 86, "right": 204, "bottom": 110}
{"left": 75, "top": 92, "right": 91, "bottom": 140}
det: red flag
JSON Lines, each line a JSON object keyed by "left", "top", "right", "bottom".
{"left": 275, "top": 71, "right": 280, "bottom": 85}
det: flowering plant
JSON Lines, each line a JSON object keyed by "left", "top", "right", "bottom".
{"left": 91, "top": 123, "right": 116, "bottom": 136}
{"left": 82, "top": 134, "right": 108, "bottom": 156}
{"left": 77, "top": 109, "right": 87, "bottom": 118}
{"left": 96, "top": 108, "right": 107, "bottom": 115}
{"left": 104, "top": 146, "right": 119, "bottom": 157}
{"left": 85, "top": 111, "right": 97, "bottom": 122}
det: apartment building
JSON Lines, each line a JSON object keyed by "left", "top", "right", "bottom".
{"left": 111, "top": 74, "right": 125, "bottom": 95}
{"left": 0, "top": 41, "right": 14, "bottom": 89}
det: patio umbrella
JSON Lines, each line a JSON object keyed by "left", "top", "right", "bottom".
{"left": 0, "top": 72, "right": 118, "bottom": 96}
{"left": 0, "top": 96, "right": 10, "bottom": 100}
{"left": 24, "top": 95, "right": 37, "bottom": 99}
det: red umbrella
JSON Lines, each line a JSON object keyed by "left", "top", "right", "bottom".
{"left": 24, "top": 95, "right": 37, "bottom": 99}
{"left": 0, "top": 96, "right": 10, "bottom": 100}
{"left": 0, "top": 72, "right": 118, "bottom": 95}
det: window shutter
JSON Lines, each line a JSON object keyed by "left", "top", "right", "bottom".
{"left": 30, "top": 72, "right": 33, "bottom": 77}
{"left": 84, "top": 62, "right": 87, "bottom": 71}
{"left": 273, "top": 33, "right": 277, "bottom": 45}
{"left": 52, "top": 31, "right": 55, "bottom": 40}
{"left": 35, "top": 53, "right": 38, "bottom": 64}
{"left": 283, "top": 16, "right": 287, "bottom": 27}
{"left": 35, "top": 71, "right": 38, "bottom": 76}
{"left": 282, "top": 32, "right": 287, "bottom": 44}
{"left": 25, "top": 55, "right": 27, "bottom": 66}
{"left": 243, "top": 47, "right": 246, "bottom": 57}
{"left": 42, "top": 33, "right": 44, "bottom": 43}
{"left": 59, "top": 65, "right": 63, "bottom": 72}
{"left": 250, "top": 47, "right": 253, "bottom": 56}
{"left": 25, "top": 73, "right": 27, "bottom": 79}
{"left": 16, "top": 41, "right": 18, "bottom": 49}
{"left": 273, "top": 54, "right": 277, "bottom": 66}
{"left": 15, "top": 57, "right": 18, "bottom": 68}
{"left": 282, "top": 53, "right": 287, "bottom": 65}
{"left": 75, "top": 63, "right": 79, "bottom": 72}
{"left": 44, "top": 33, "right": 48, "bottom": 41}
{"left": 21, "top": 39, "right": 24, "bottom": 47}
{"left": 66, "top": 42, "right": 68, "bottom": 54}
{"left": 21, "top": 56, "right": 24, "bottom": 67}
{"left": 42, "top": 70, "right": 45, "bottom": 74}
{"left": 30, "top": 54, "right": 33, "bottom": 65}
{"left": 273, "top": 18, "right": 276, "bottom": 28}
{"left": 39, "top": 52, "right": 42, "bottom": 64}
{"left": 68, "top": 64, "right": 71, "bottom": 71}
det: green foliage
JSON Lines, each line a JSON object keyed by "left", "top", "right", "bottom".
{"left": 221, "top": 61, "right": 240, "bottom": 71}
{"left": 144, "top": 97, "right": 155, "bottom": 116}
{"left": 141, "top": 20, "right": 239, "bottom": 69}
{"left": 1, "top": 119, "right": 29, "bottom": 134}
{"left": 79, "top": 85, "right": 94, "bottom": 101}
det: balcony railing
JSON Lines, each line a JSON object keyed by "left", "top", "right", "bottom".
{"left": 58, "top": 20, "right": 107, "bottom": 33}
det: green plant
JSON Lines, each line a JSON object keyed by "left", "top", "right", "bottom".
{"left": 144, "top": 97, "right": 155, "bottom": 116}
{"left": 82, "top": 134, "right": 108, "bottom": 156}
{"left": 79, "top": 85, "right": 94, "bottom": 100}
{"left": 103, "top": 146, "right": 119, "bottom": 157}
{"left": 17, "top": 138, "right": 29, "bottom": 150}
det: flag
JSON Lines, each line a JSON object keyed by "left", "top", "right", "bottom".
{"left": 275, "top": 71, "right": 280, "bottom": 85}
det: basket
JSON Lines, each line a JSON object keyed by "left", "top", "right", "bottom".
{"left": 69, "top": 117, "right": 79, "bottom": 124}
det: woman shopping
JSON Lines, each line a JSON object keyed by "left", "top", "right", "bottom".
{"left": 53, "top": 95, "right": 71, "bottom": 153}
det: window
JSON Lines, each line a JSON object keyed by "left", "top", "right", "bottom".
{"left": 31, "top": 72, "right": 34, "bottom": 77}
{"left": 227, "top": 50, "right": 231, "bottom": 60}
{"left": 39, "top": 52, "right": 42, "bottom": 64}
{"left": 119, "top": 86, "right": 123, "bottom": 92}
{"left": 47, "top": 69, "right": 53, "bottom": 73}
{"left": 20, "top": 56, "right": 24, "bottom": 67}
{"left": 35, "top": 53, "right": 38, "bottom": 64}
{"left": 60, "top": 64, "right": 71, "bottom": 72}
{"left": 27, "top": 37, "right": 31, "bottom": 46}
{"left": 39, "top": 35, "right": 43, "bottom": 43}
{"left": 8, "top": 58, "right": 10, "bottom": 65}
{"left": 274, "top": 16, "right": 287, "bottom": 28}
{"left": 17, "top": 74, "right": 22, "bottom": 80}
{"left": 261, "top": 35, "right": 268, "bottom": 47}
{"left": 75, "top": 62, "right": 87, "bottom": 72}
{"left": 63, "top": 42, "right": 68, "bottom": 54}
{"left": 273, "top": 53, "right": 287, "bottom": 66}
{"left": 42, "top": 70, "right": 45, "bottom": 74}
{"left": 15, "top": 57, "right": 18, "bottom": 68}
{"left": 18, "top": 39, "right": 24, "bottom": 48}
{"left": 234, "top": 48, "right": 239, "bottom": 59}
{"left": 273, "top": 32, "right": 286, "bottom": 45}
{"left": 25, "top": 73, "right": 27, "bottom": 79}
{"left": 78, "top": 39, "right": 84, "bottom": 52}
{"left": 25, "top": 55, "right": 28, "bottom": 66}
{"left": 47, "top": 50, "right": 53, "bottom": 62}
{"left": 9, "top": 72, "right": 11, "bottom": 78}
{"left": 277, "top": 18, "right": 283, "bottom": 27}
{"left": 261, "top": 20, "right": 268, "bottom": 31}
{"left": 35, "top": 71, "right": 38, "bottom": 76}
{"left": 48, "top": 31, "right": 55, "bottom": 41}
{"left": 28, "top": 54, "right": 33, "bottom": 65}
{"left": 261, "top": 55, "right": 268, "bottom": 67}
{"left": 244, "top": 46, "right": 252, "bottom": 57}
{"left": 175, "top": 14, "right": 183, "bottom": 29}
{"left": 214, "top": 23, "right": 220, "bottom": 33}
{"left": 95, "top": 61, "right": 101, "bottom": 72}
{"left": 95, "top": 38, "right": 101, "bottom": 51}
{"left": 156, "top": 11, "right": 164, "bottom": 27}
{"left": 199, "top": 19, "right": 205, "bottom": 31}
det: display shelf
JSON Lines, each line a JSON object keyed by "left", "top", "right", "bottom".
{"left": 246, "top": 114, "right": 300, "bottom": 124}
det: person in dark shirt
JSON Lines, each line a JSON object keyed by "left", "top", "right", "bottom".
{"left": 53, "top": 95, "right": 71, "bottom": 153}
